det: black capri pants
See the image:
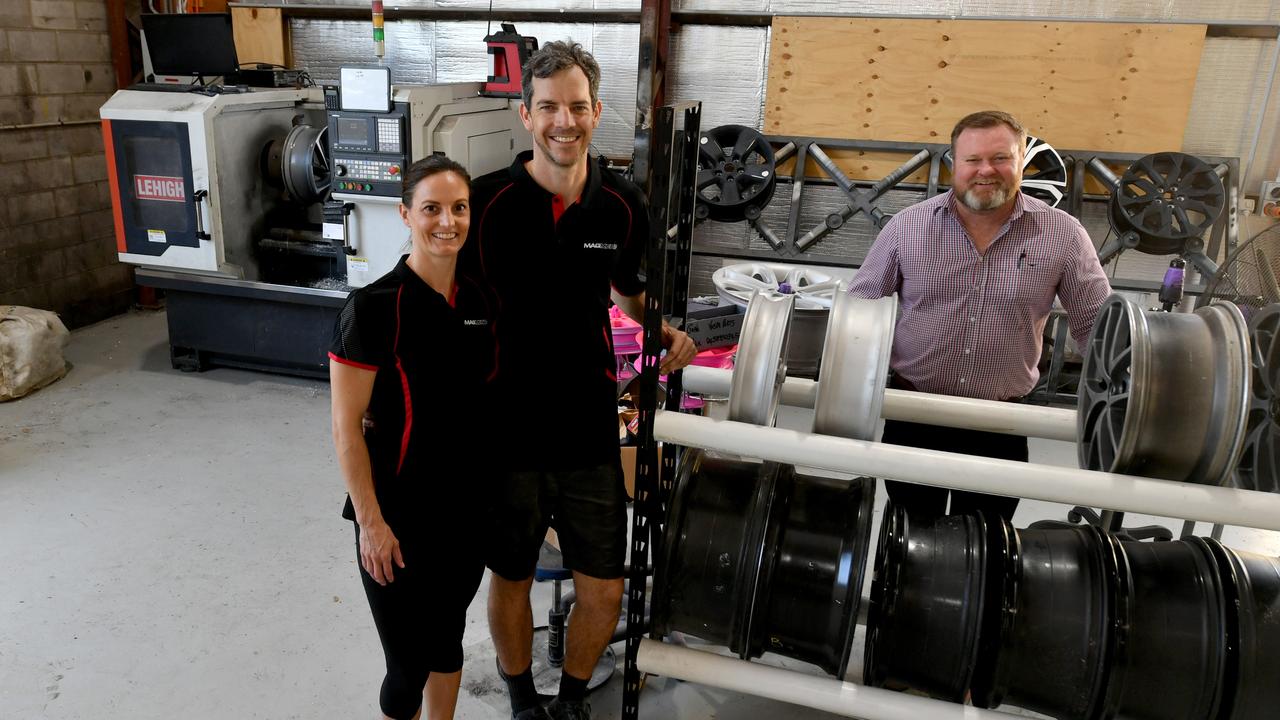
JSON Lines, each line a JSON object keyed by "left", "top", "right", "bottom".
{"left": 354, "top": 522, "right": 484, "bottom": 719}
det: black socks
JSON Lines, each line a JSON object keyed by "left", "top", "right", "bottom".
{"left": 558, "top": 670, "right": 589, "bottom": 703}
{"left": 498, "top": 660, "right": 540, "bottom": 715}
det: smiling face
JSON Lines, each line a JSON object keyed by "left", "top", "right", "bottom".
{"left": 519, "top": 65, "right": 602, "bottom": 170}
{"left": 398, "top": 170, "right": 470, "bottom": 260}
{"left": 952, "top": 124, "right": 1024, "bottom": 212}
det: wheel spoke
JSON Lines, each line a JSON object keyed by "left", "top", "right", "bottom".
{"left": 721, "top": 180, "right": 741, "bottom": 205}
{"left": 732, "top": 130, "right": 759, "bottom": 161}
{"left": 743, "top": 163, "right": 771, "bottom": 182}
{"left": 697, "top": 168, "right": 718, "bottom": 190}
{"left": 1106, "top": 346, "right": 1132, "bottom": 383}
{"left": 700, "top": 135, "right": 726, "bottom": 164}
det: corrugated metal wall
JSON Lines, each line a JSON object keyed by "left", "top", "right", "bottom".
{"left": 288, "top": 1, "right": 1280, "bottom": 289}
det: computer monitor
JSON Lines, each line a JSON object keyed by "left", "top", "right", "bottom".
{"left": 142, "top": 13, "right": 239, "bottom": 79}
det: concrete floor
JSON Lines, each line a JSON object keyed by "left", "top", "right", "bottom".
{"left": 2, "top": 309, "right": 1278, "bottom": 719}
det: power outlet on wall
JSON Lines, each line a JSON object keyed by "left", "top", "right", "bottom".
{"left": 1259, "top": 180, "right": 1280, "bottom": 217}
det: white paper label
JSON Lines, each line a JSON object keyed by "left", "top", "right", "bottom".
{"left": 322, "top": 222, "right": 344, "bottom": 240}
{"left": 346, "top": 256, "right": 369, "bottom": 274}
{"left": 147, "top": 229, "right": 167, "bottom": 244}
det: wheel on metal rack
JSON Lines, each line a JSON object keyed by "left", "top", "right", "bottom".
{"left": 651, "top": 448, "right": 877, "bottom": 678}
{"left": 712, "top": 263, "right": 840, "bottom": 310}
{"left": 812, "top": 292, "right": 897, "bottom": 441}
{"left": 1107, "top": 152, "right": 1225, "bottom": 255}
{"left": 712, "top": 262, "right": 840, "bottom": 378}
{"left": 1020, "top": 135, "right": 1067, "bottom": 207}
{"left": 1076, "top": 294, "right": 1249, "bottom": 485}
{"left": 863, "top": 504, "right": 990, "bottom": 702}
{"left": 1238, "top": 303, "right": 1280, "bottom": 493}
{"left": 975, "top": 525, "right": 1118, "bottom": 720}
{"left": 695, "top": 124, "right": 778, "bottom": 222}
{"left": 1202, "top": 539, "right": 1280, "bottom": 718}
{"left": 727, "top": 291, "right": 794, "bottom": 426}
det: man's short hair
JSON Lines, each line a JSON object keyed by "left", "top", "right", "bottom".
{"left": 950, "top": 110, "right": 1027, "bottom": 152}
{"left": 521, "top": 40, "right": 601, "bottom": 109}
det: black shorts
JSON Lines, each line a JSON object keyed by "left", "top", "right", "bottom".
{"left": 485, "top": 461, "right": 628, "bottom": 580}
{"left": 354, "top": 523, "right": 484, "bottom": 719}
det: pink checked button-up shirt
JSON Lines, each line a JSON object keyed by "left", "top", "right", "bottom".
{"left": 848, "top": 190, "right": 1111, "bottom": 401}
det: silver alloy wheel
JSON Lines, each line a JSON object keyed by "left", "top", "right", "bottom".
{"left": 1077, "top": 294, "right": 1249, "bottom": 485}
{"left": 1238, "top": 303, "right": 1280, "bottom": 493}
{"left": 281, "top": 124, "right": 331, "bottom": 203}
{"left": 728, "top": 291, "right": 795, "bottom": 426}
{"left": 813, "top": 292, "right": 897, "bottom": 441}
{"left": 712, "top": 262, "right": 840, "bottom": 310}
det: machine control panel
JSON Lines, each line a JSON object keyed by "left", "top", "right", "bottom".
{"left": 327, "top": 102, "right": 409, "bottom": 197}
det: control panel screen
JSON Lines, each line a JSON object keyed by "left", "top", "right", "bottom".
{"left": 336, "top": 118, "right": 370, "bottom": 148}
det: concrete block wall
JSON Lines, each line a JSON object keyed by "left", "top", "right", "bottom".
{"left": 0, "top": 0, "right": 132, "bottom": 328}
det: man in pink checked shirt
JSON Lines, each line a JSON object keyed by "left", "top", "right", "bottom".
{"left": 847, "top": 110, "right": 1111, "bottom": 521}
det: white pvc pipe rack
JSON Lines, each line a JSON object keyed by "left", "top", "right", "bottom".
{"left": 654, "top": 411, "right": 1280, "bottom": 532}
{"left": 637, "top": 639, "right": 1020, "bottom": 720}
{"left": 681, "top": 366, "right": 1077, "bottom": 442}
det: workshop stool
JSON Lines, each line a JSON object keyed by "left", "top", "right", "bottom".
{"left": 528, "top": 541, "right": 617, "bottom": 697}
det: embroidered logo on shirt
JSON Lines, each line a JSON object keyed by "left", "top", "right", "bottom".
{"left": 583, "top": 242, "right": 618, "bottom": 250}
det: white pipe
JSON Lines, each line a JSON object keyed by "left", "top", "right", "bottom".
{"left": 654, "top": 412, "right": 1280, "bottom": 533}
{"left": 637, "top": 639, "right": 1020, "bottom": 720}
{"left": 682, "top": 366, "right": 1077, "bottom": 442}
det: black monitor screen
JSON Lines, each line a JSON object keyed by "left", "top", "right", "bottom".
{"left": 142, "top": 13, "right": 239, "bottom": 78}
{"left": 336, "top": 119, "right": 370, "bottom": 147}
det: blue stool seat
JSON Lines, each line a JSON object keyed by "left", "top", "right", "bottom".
{"left": 535, "top": 541, "right": 573, "bottom": 582}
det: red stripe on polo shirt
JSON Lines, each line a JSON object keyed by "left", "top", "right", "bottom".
{"left": 327, "top": 352, "right": 378, "bottom": 372}
{"left": 393, "top": 286, "right": 413, "bottom": 475}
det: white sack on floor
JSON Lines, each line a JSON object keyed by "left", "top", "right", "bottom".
{"left": 0, "top": 305, "right": 70, "bottom": 401}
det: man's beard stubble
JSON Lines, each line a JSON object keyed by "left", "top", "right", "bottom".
{"left": 961, "top": 185, "right": 1011, "bottom": 211}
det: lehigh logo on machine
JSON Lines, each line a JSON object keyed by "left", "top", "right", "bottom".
{"left": 134, "top": 175, "right": 186, "bottom": 203}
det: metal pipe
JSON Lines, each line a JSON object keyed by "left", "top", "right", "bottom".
{"left": 653, "top": 412, "right": 1280, "bottom": 532}
{"left": 681, "top": 366, "right": 1077, "bottom": 442}
{"left": 1086, "top": 157, "right": 1122, "bottom": 188}
{"left": 636, "top": 639, "right": 1021, "bottom": 720}
{"left": 0, "top": 119, "right": 102, "bottom": 132}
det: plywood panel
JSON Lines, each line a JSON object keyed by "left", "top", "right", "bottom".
{"left": 232, "top": 7, "right": 290, "bottom": 69}
{"left": 765, "top": 17, "right": 1206, "bottom": 181}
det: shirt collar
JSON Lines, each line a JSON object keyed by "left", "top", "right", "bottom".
{"left": 938, "top": 188, "right": 1040, "bottom": 223}
{"left": 508, "top": 149, "right": 604, "bottom": 208}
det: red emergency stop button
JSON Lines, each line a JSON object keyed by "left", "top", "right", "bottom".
{"left": 389, "top": 165, "right": 400, "bottom": 175}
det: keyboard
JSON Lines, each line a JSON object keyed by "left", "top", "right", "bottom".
{"left": 128, "top": 82, "right": 200, "bottom": 93}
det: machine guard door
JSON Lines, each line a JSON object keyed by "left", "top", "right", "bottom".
{"left": 106, "top": 119, "right": 200, "bottom": 258}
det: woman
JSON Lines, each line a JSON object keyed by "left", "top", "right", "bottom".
{"left": 329, "top": 155, "right": 492, "bottom": 720}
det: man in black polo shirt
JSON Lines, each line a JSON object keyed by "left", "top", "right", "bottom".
{"left": 460, "top": 40, "right": 696, "bottom": 720}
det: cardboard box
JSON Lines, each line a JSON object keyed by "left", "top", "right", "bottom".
{"left": 683, "top": 303, "right": 744, "bottom": 350}
{"left": 620, "top": 443, "right": 663, "bottom": 500}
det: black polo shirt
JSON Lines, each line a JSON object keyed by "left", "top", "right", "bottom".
{"left": 460, "top": 151, "right": 649, "bottom": 470}
{"left": 329, "top": 256, "right": 496, "bottom": 530}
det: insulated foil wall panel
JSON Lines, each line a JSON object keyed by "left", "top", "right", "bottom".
{"left": 1184, "top": 37, "right": 1276, "bottom": 197}
{"left": 674, "top": 0, "right": 769, "bottom": 10}
{"left": 591, "top": 23, "right": 643, "bottom": 158}
{"left": 769, "top": 0, "right": 962, "bottom": 13}
{"left": 959, "top": 0, "right": 1277, "bottom": 22}
{"left": 291, "top": 19, "right": 437, "bottom": 85}
{"left": 432, "top": 21, "right": 595, "bottom": 83}
{"left": 435, "top": 0, "right": 595, "bottom": 8}
{"left": 668, "top": 26, "right": 769, "bottom": 139}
